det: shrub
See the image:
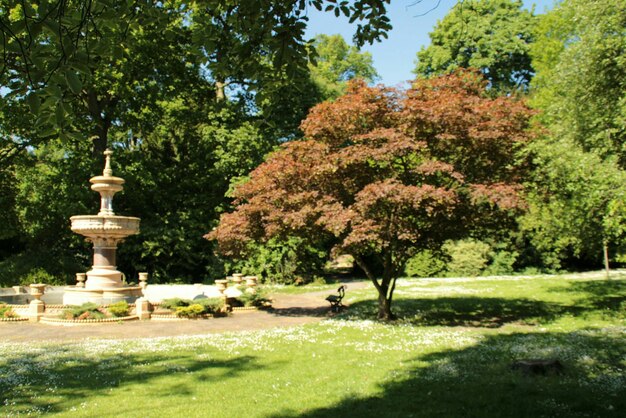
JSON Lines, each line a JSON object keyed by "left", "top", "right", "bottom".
{"left": 175, "top": 304, "right": 205, "bottom": 318}
{"left": 237, "top": 289, "right": 271, "bottom": 308}
{"left": 0, "top": 303, "right": 17, "bottom": 318}
{"left": 443, "top": 239, "right": 491, "bottom": 277}
{"left": 483, "top": 250, "right": 519, "bottom": 276}
{"left": 62, "top": 302, "right": 106, "bottom": 320}
{"left": 404, "top": 250, "right": 446, "bottom": 278}
{"left": 160, "top": 298, "right": 190, "bottom": 310}
{"left": 107, "top": 301, "right": 130, "bottom": 317}
{"left": 230, "top": 236, "right": 326, "bottom": 285}
{"left": 193, "top": 297, "right": 225, "bottom": 314}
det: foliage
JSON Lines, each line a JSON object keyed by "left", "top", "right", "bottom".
{"left": 161, "top": 297, "right": 224, "bottom": 316}
{"left": 483, "top": 248, "right": 518, "bottom": 276}
{"left": 235, "top": 289, "right": 272, "bottom": 308}
{"left": 227, "top": 236, "right": 327, "bottom": 285}
{"left": 442, "top": 239, "right": 491, "bottom": 277}
{"left": 159, "top": 298, "right": 190, "bottom": 310}
{"left": 174, "top": 304, "right": 206, "bottom": 318}
{"left": 0, "top": 303, "right": 17, "bottom": 318}
{"left": 521, "top": 139, "right": 626, "bottom": 269}
{"left": 529, "top": 0, "right": 626, "bottom": 165}
{"left": 209, "top": 70, "right": 534, "bottom": 319}
{"left": 62, "top": 302, "right": 106, "bottom": 320}
{"left": 194, "top": 297, "right": 225, "bottom": 314}
{"left": 0, "top": 0, "right": 392, "bottom": 155}
{"left": 0, "top": 252, "right": 75, "bottom": 287}
{"left": 309, "top": 34, "right": 379, "bottom": 100}
{"left": 0, "top": 0, "right": 391, "bottom": 285}
{"left": 107, "top": 301, "right": 130, "bottom": 318}
{"left": 522, "top": 0, "right": 626, "bottom": 270}
{"left": 414, "top": 0, "right": 536, "bottom": 93}
{"left": 403, "top": 250, "right": 446, "bottom": 278}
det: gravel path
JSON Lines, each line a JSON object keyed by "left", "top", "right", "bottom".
{"left": 0, "top": 281, "right": 370, "bottom": 343}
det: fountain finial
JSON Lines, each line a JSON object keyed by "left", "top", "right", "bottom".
{"left": 103, "top": 149, "right": 114, "bottom": 177}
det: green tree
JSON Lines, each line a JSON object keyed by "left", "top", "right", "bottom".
{"left": 521, "top": 138, "right": 626, "bottom": 271}
{"left": 522, "top": 0, "right": 626, "bottom": 271}
{"left": 309, "top": 34, "right": 379, "bottom": 100}
{"left": 529, "top": 0, "right": 626, "bottom": 165}
{"left": 414, "top": 0, "right": 535, "bottom": 93}
{"left": 0, "top": 0, "right": 392, "bottom": 157}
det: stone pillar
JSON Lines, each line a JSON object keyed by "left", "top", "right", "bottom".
{"left": 76, "top": 273, "right": 86, "bottom": 288}
{"left": 245, "top": 276, "right": 258, "bottom": 294}
{"left": 135, "top": 297, "right": 151, "bottom": 320}
{"left": 138, "top": 272, "right": 149, "bottom": 290}
{"left": 232, "top": 274, "right": 244, "bottom": 288}
{"left": 29, "top": 300, "right": 45, "bottom": 323}
{"left": 215, "top": 280, "right": 228, "bottom": 294}
{"left": 85, "top": 236, "right": 124, "bottom": 289}
{"left": 28, "top": 283, "right": 46, "bottom": 322}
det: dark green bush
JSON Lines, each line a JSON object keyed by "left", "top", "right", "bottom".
{"left": 236, "top": 290, "right": 271, "bottom": 308}
{"left": 193, "top": 297, "right": 225, "bottom": 314}
{"left": 404, "top": 250, "right": 446, "bottom": 278}
{"left": 483, "top": 250, "right": 519, "bottom": 276}
{"left": 229, "top": 236, "right": 326, "bottom": 285}
{"left": 160, "top": 298, "right": 190, "bottom": 310}
{"left": 107, "top": 301, "right": 130, "bottom": 317}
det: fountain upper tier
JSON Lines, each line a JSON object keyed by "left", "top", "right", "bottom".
{"left": 64, "top": 149, "right": 142, "bottom": 303}
{"left": 70, "top": 149, "right": 139, "bottom": 239}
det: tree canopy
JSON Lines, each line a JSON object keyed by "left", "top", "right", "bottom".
{"left": 414, "top": 0, "right": 535, "bottom": 93}
{"left": 309, "top": 34, "right": 379, "bottom": 100}
{"left": 0, "top": 0, "right": 392, "bottom": 158}
{"left": 208, "top": 70, "right": 534, "bottom": 319}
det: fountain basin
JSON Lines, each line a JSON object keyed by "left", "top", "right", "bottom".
{"left": 70, "top": 215, "right": 140, "bottom": 239}
{"left": 63, "top": 285, "right": 142, "bottom": 305}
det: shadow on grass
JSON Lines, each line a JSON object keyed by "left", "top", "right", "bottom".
{"left": 268, "top": 306, "right": 329, "bottom": 317}
{"left": 562, "top": 278, "right": 626, "bottom": 313}
{"left": 338, "top": 278, "right": 626, "bottom": 327}
{"left": 274, "top": 330, "right": 626, "bottom": 418}
{"left": 341, "top": 297, "right": 583, "bottom": 327}
{"left": 0, "top": 349, "right": 260, "bottom": 415}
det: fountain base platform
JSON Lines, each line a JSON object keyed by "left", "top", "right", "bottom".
{"left": 63, "top": 285, "right": 142, "bottom": 305}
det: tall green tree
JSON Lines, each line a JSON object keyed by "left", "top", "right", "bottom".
{"left": 0, "top": 0, "right": 393, "bottom": 284}
{"left": 414, "top": 0, "right": 535, "bottom": 93}
{"left": 521, "top": 139, "right": 626, "bottom": 271}
{"left": 309, "top": 34, "right": 379, "bottom": 100}
{"left": 522, "top": 0, "right": 626, "bottom": 270}
{"left": 529, "top": 0, "right": 626, "bottom": 165}
{"left": 0, "top": 0, "right": 392, "bottom": 158}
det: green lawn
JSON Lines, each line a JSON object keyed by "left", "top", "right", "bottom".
{"left": 1, "top": 273, "right": 625, "bottom": 417}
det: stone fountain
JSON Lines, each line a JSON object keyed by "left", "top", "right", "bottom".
{"left": 63, "top": 149, "right": 142, "bottom": 305}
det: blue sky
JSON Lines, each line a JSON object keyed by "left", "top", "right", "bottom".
{"left": 305, "top": 0, "right": 555, "bottom": 87}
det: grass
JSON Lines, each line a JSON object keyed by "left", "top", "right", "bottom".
{"left": 1, "top": 273, "right": 625, "bottom": 417}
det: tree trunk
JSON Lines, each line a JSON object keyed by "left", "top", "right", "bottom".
{"left": 603, "top": 240, "right": 610, "bottom": 280}
{"left": 215, "top": 80, "right": 226, "bottom": 101}
{"left": 353, "top": 254, "right": 397, "bottom": 321}
{"left": 85, "top": 90, "right": 112, "bottom": 158}
{"left": 377, "top": 291, "right": 396, "bottom": 321}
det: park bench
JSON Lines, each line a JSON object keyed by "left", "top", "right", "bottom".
{"left": 325, "top": 285, "right": 346, "bottom": 312}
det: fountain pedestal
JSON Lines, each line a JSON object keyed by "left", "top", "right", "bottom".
{"left": 63, "top": 149, "right": 142, "bottom": 305}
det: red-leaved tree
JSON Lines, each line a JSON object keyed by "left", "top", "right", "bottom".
{"left": 207, "top": 70, "right": 533, "bottom": 320}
